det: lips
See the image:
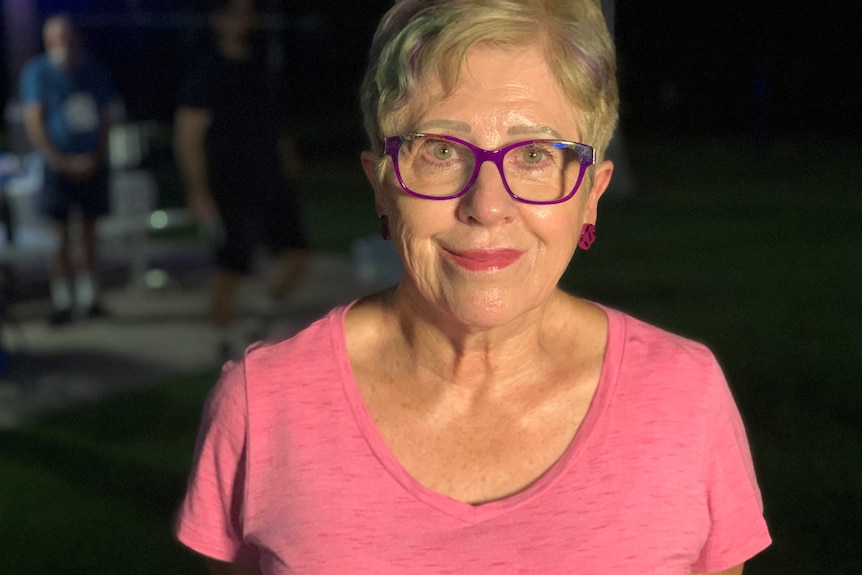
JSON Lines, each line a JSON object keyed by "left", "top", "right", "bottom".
{"left": 443, "top": 248, "right": 524, "bottom": 272}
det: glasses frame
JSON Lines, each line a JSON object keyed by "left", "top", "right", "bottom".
{"left": 383, "top": 133, "right": 595, "bottom": 205}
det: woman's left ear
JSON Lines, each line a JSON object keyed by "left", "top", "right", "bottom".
{"left": 586, "top": 159, "right": 614, "bottom": 220}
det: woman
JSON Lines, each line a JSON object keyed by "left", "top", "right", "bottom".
{"left": 175, "top": 1, "right": 771, "bottom": 573}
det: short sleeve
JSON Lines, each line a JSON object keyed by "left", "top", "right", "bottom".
{"left": 692, "top": 360, "right": 772, "bottom": 571}
{"left": 174, "top": 361, "right": 259, "bottom": 566}
{"left": 19, "top": 60, "right": 42, "bottom": 105}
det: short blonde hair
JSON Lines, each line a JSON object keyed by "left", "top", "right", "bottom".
{"left": 360, "top": 0, "right": 618, "bottom": 161}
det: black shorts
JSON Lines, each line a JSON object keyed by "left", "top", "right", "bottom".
{"left": 40, "top": 168, "right": 110, "bottom": 221}
{"left": 213, "top": 182, "right": 309, "bottom": 275}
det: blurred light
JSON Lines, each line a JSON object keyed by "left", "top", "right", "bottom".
{"left": 150, "top": 210, "right": 168, "bottom": 230}
{"left": 144, "top": 269, "right": 169, "bottom": 289}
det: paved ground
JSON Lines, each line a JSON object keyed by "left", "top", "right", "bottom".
{"left": 0, "top": 239, "right": 395, "bottom": 428}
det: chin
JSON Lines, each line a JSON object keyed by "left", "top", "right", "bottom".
{"left": 440, "top": 287, "right": 537, "bottom": 330}
{"left": 402, "top": 271, "right": 549, "bottom": 330}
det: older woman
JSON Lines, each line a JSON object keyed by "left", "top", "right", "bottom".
{"left": 175, "top": 1, "right": 771, "bottom": 573}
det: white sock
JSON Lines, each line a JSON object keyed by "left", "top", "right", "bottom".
{"left": 75, "top": 273, "right": 96, "bottom": 309}
{"left": 50, "top": 279, "right": 72, "bottom": 311}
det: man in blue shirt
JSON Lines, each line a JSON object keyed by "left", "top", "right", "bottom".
{"left": 20, "top": 13, "right": 115, "bottom": 324}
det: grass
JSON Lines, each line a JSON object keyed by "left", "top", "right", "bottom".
{"left": 1, "top": 135, "right": 859, "bottom": 573}
{"left": 0, "top": 371, "right": 216, "bottom": 574}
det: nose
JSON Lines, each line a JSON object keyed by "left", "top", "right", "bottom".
{"left": 456, "top": 161, "right": 516, "bottom": 226}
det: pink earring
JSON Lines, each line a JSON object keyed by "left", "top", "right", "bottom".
{"left": 379, "top": 215, "right": 391, "bottom": 240}
{"left": 578, "top": 223, "right": 596, "bottom": 250}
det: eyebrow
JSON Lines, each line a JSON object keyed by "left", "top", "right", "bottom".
{"left": 415, "top": 119, "right": 472, "bottom": 133}
{"left": 413, "top": 121, "right": 565, "bottom": 140}
{"left": 507, "top": 124, "right": 564, "bottom": 139}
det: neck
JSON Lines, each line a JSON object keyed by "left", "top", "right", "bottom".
{"left": 53, "top": 52, "right": 82, "bottom": 70}
{"left": 387, "top": 285, "right": 570, "bottom": 393}
{"left": 218, "top": 37, "right": 251, "bottom": 61}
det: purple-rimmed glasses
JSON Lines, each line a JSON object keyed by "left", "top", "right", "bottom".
{"left": 383, "top": 133, "right": 595, "bottom": 205}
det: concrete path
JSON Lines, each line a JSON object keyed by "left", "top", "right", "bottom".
{"left": 0, "top": 241, "right": 394, "bottom": 428}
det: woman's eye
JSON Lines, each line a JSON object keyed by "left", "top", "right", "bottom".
{"left": 523, "top": 148, "right": 544, "bottom": 163}
{"left": 431, "top": 143, "right": 453, "bottom": 160}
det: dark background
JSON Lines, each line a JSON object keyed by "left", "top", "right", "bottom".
{"left": 0, "top": 2, "right": 859, "bottom": 573}
{"left": 1, "top": 0, "right": 859, "bottom": 148}
{"left": 616, "top": 1, "right": 859, "bottom": 140}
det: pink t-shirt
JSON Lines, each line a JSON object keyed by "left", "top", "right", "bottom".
{"left": 175, "top": 304, "right": 771, "bottom": 574}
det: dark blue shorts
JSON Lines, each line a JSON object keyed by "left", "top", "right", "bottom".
{"left": 40, "top": 168, "right": 110, "bottom": 222}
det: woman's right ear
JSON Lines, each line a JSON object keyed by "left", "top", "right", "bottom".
{"left": 360, "top": 151, "right": 382, "bottom": 194}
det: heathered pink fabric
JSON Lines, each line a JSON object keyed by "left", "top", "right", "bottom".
{"left": 175, "top": 303, "right": 771, "bottom": 574}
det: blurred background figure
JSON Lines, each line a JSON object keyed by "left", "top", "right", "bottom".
{"left": 174, "top": 0, "right": 310, "bottom": 363}
{"left": 19, "top": 13, "right": 116, "bottom": 325}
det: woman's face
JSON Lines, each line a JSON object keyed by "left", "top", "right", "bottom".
{"left": 363, "top": 44, "right": 613, "bottom": 328}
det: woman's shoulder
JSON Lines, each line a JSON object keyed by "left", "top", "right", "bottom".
{"left": 241, "top": 303, "right": 352, "bottom": 374}
{"left": 595, "top": 304, "right": 728, "bottom": 409}
{"left": 208, "top": 304, "right": 354, "bottom": 421}
{"left": 600, "top": 304, "right": 718, "bottom": 370}
{"left": 596, "top": 305, "right": 733, "bottom": 432}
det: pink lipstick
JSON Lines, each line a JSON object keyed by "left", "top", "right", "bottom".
{"left": 444, "top": 248, "right": 523, "bottom": 272}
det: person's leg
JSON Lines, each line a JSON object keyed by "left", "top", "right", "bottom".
{"left": 268, "top": 248, "right": 311, "bottom": 300}
{"left": 264, "top": 185, "right": 310, "bottom": 301}
{"left": 49, "top": 220, "right": 73, "bottom": 280}
{"left": 211, "top": 267, "right": 243, "bottom": 328}
{"left": 76, "top": 171, "right": 110, "bottom": 317}
{"left": 76, "top": 216, "right": 102, "bottom": 316}
{"left": 249, "top": 186, "right": 311, "bottom": 340}
{"left": 80, "top": 217, "right": 97, "bottom": 274}
{"left": 210, "top": 265, "right": 247, "bottom": 364}
{"left": 210, "top": 195, "right": 256, "bottom": 362}
{"left": 48, "top": 219, "right": 74, "bottom": 324}
{"left": 41, "top": 170, "right": 75, "bottom": 324}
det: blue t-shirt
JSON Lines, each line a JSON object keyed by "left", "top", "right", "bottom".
{"left": 19, "top": 54, "right": 114, "bottom": 155}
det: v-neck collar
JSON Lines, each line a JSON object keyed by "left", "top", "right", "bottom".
{"left": 332, "top": 302, "right": 623, "bottom": 525}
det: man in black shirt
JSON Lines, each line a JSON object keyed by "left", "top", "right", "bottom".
{"left": 174, "top": 0, "right": 309, "bottom": 360}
